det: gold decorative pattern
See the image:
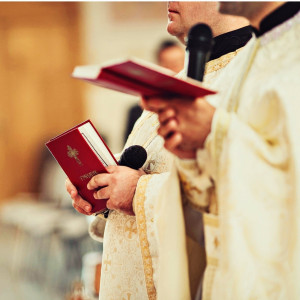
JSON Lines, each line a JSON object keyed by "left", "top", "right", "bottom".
{"left": 67, "top": 145, "right": 82, "bottom": 165}
{"left": 205, "top": 49, "right": 243, "bottom": 75}
{"left": 202, "top": 266, "right": 217, "bottom": 300}
{"left": 206, "top": 257, "right": 219, "bottom": 267}
{"left": 203, "top": 213, "right": 220, "bottom": 300}
{"left": 203, "top": 213, "right": 219, "bottom": 228}
{"left": 212, "top": 109, "right": 231, "bottom": 180}
{"left": 134, "top": 175, "right": 156, "bottom": 300}
{"left": 124, "top": 219, "right": 138, "bottom": 240}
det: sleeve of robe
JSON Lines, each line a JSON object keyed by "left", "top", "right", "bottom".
{"left": 205, "top": 67, "right": 300, "bottom": 299}
{"left": 89, "top": 108, "right": 179, "bottom": 299}
{"left": 175, "top": 153, "right": 214, "bottom": 212}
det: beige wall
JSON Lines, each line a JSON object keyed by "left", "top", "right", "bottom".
{"left": 78, "top": 2, "right": 174, "bottom": 153}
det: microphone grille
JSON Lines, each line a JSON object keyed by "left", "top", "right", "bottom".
{"left": 187, "top": 23, "right": 213, "bottom": 50}
{"left": 123, "top": 145, "right": 147, "bottom": 170}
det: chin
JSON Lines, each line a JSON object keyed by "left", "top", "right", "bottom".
{"left": 167, "top": 21, "right": 179, "bottom": 37}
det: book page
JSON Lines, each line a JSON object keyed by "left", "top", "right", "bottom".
{"left": 78, "top": 123, "right": 117, "bottom": 167}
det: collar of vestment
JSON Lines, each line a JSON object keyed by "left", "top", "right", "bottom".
{"left": 253, "top": 2, "right": 300, "bottom": 37}
{"left": 210, "top": 26, "right": 253, "bottom": 61}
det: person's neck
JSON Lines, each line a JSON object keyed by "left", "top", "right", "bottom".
{"left": 252, "top": 2, "right": 300, "bottom": 37}
{"left": 250, "top": 2, "right": 284, "bottom": 30}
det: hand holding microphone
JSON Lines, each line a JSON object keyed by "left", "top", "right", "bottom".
{"left": 142, "top": 23, "right": 216, "bottom": 158}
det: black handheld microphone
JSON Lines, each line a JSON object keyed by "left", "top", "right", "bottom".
{"left": 101, "top": 145, "right": 147, "bottom": 218}
{"left": 118, "top": 145, "right": 147, "bottom": 170}
{"left": 186, "top": 23, "right": 214, "bottom": 82}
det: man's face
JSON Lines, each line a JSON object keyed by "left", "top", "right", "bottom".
{"left": 167, "top": 1, "right": 219, "bottom": 44}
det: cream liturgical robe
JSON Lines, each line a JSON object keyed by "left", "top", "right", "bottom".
{"left": 173, "top": 9, "right": 300, "bottom": 300}
{"left": 88, "top": 48, "right": 244, "bottom": 299}
{"left": 154, "top": 48, "right": 249, "bottom": 300}
{"left": 90, "top": 110, "right": 174, "bottom": 300}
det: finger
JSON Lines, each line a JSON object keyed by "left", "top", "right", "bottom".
{"left": 106, "top": 199, "right": 115, "bottom": 210}
{"left": 71, "top": 194, "right": 92, "bottom": 213}
{"left": 157, "top": 119, "right": 179, "bottom": 139}
{"left": 94, "top": 186, "right": 110, "bottom": 200}
{"left": 140, "top": 97, "right": 149, "bottom": 110}
{"left": 142, "top": 97, "right": 170, "bottom": 112}
{"left": 164, "top": 132, "right": 183, "bottom": 151}
{"left": 87, "top": 173, "right": 110, "bottom": 190}
{"left": 158, "top": 108, "right": 176, "bottom": 124}
{"left": 72, "top": 202, "right": 92, "bottom": 216}
{"left": 140, "top": 96, "right": 158, "bottom": 112}
{"left": 65, "top": 178, "right": 77, "bottom": 195}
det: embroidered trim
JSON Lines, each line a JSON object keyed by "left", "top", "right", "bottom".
{"left": 205, "top": 49, "right": 243, "bottom": 75}
{"left": 134, "top": 175, "right": 156, "bottom": 300}
{"left": 143, "top": 121, "right": 160, "bottom": 150}
{"left": 202, "top": 266, "right": 217, "bottom": 300}
{"left": 260, "top": 10, "right": 300, "bottom": 46}
{"left": 207, "top": 257, "right": 219, "bottom": 267}
{"left": 128, "top": 111, "right": 155, "bottom": 143}
{"left": 211, "top": 109, "right": 231, "bottom": 182}
{"left": 203, "top": 213, "right": 219, "bottom": 228}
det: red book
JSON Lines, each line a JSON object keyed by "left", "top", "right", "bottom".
{"left": 72, "top": 57, "right": 216, "bottom": 98}
{"left": 45, "top": 120, "right": 117, "bottom": 214}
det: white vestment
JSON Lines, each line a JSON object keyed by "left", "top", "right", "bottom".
{"left": 89, "top": 49, "right": 245, "bottom": 300}
{"left": 167, "top": 11, "right": 300, "bottom": 300}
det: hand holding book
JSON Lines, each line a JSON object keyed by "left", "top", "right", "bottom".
{"left": 66, "top": 165, "right": 145, "bottom": 216}
{"left": 47, "top": 120, "right": 147, "bottom": 215}
{"left": 66, "top": 178, "right": 93, "bottom": 215}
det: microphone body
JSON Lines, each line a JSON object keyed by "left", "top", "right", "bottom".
{"left": 187, "top": 50, "right": 210, "bottom": 82}
{"left": 186, "top": 23, "right": 214, "bottom": 82}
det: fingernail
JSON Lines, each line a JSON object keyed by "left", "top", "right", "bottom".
{"left": 85, "top": 205, "right": 91, "bottom": 212}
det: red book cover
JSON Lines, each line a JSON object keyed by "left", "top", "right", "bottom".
{"left": 72, "top": 58, "right": 216, "bottom": 98}
{"left": 45, "top": 120, "right": 117, "bottom": 214}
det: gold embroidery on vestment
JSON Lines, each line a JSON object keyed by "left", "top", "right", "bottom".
{"left": 203, "top": 213, "right": 219, "bottom": 227}
{"left": 134, "top": 175, "right": 156, "bottom": 300}
{"left": 205, "top": 49, "right": 242, "bottom": 75}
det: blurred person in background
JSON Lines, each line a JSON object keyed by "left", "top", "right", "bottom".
{"left": 66, "top": 2, "right": 252, "bottom": 299}
{"left": 123, "top": 39, "right": 185, "bottom": 144}
{"left": 142, "top": 2, "right": 300, "bottom": 299}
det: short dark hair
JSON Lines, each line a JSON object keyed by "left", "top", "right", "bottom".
{"left": 155, "top": 39, "right": 181, "bottom": 61}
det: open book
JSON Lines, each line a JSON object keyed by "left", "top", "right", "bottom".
{"left": 46, "top": 120, "right": 117, "bottom": 214}
{"left": 72, "top": 57, "right": 216, "bottom": 98}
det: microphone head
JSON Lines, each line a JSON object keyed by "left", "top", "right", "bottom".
{"left": 119, "top": 145, "right": 147, "bottom": 170}
{"left": 187, "top": 23, "right": 214, "bottom": 51}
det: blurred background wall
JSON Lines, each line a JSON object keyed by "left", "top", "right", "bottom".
{"left": 0, "top": 1, "right": 172, "bottom": 204}
{"left": 0, "top": 2, "right": 177, "bottom": 299}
